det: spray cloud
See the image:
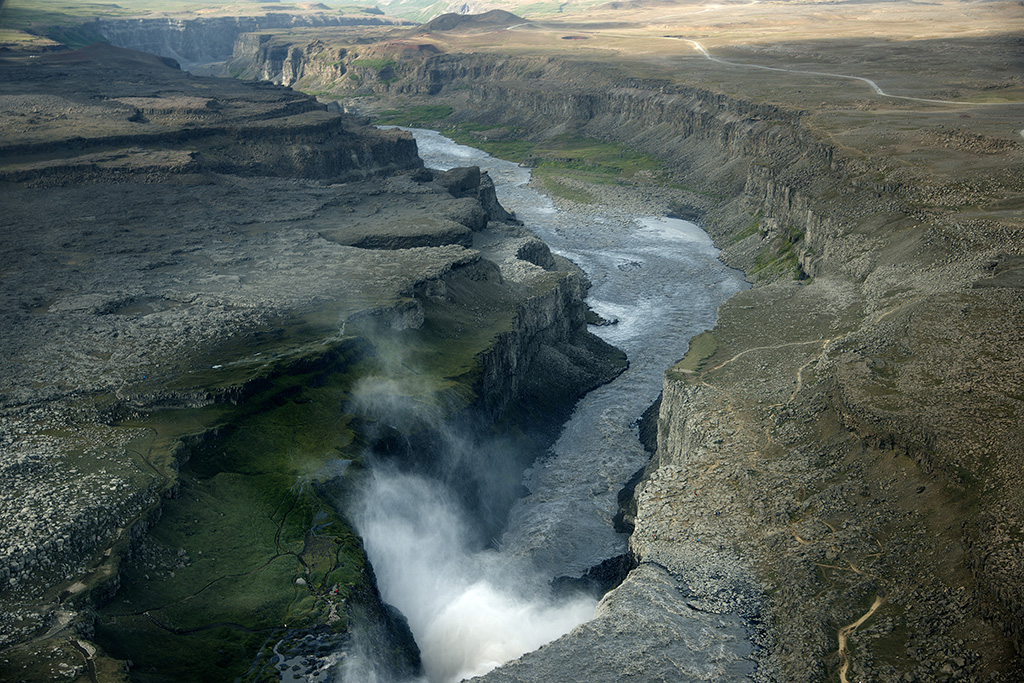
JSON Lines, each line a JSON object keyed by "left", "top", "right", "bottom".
{"left": 339, "top": 339, "right": 597, "bottom": 683}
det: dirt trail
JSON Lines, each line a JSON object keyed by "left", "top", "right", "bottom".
{"left": 680, "top": 39, "right": 1014, "bottom": 108}
{"left": 707, "top": 339, "right": 827, "bottom": 375}
{"left": 837, "top": 595, "right": 885, "bottom": 683}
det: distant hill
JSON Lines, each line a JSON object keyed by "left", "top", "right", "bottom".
{"left": 596, "top": 0, "right": 677, "bottom": 10}
{"left": 422, "top": 9, "right": 526, "bottom": 31}
{"left": 373, "top": 0, "right": 562, "bottom": 23}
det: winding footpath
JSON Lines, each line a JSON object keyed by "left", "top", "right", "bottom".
{"left": 505, "top": 21, "right": 1024, "bottom": 134}
{"left": 679, "top": 39, "right": 1017, "bottom": 108}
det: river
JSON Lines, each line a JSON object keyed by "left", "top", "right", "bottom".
{"left": 341, "top": 129, "right": 748, "bottom": 683}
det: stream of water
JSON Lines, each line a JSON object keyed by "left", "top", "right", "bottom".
{"left": 341, "top": 129, "right": 748, "bottom": 683}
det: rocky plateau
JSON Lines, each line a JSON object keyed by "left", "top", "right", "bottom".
{"left": 0, "top": 41, "right": 624, "bottom": 682}
{"left": 211, "top": 20, "right": 1024, "bottom": 682}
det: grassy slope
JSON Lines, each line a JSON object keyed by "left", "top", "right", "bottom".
{"left": 93, "top": 342, "right": 372, "bottom": 683}
{"left": 376, "top": 106, "right": 669, "bottom": 203}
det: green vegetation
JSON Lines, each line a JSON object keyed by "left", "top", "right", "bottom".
{"left": 525, "top": 135, "right": 663, "bottom": 203}
{"left": 533, "top": 176, "right": 596, "bottom": 203}
{"left": 389, "top": 277, "right": 522, "bottom": 407}
{"left": 730, "top": 211, "right": 763, "bottom": 244}
{"left": 95, "top": 345, "right": 374, "bottom": 681}
{"left": 667, "top": 331, "right": 718, "bottom": 379}
{"left": 461, "top": 138, "right": 536, "bottom": 163}
{"left": 529, "top": 135, "right": 664, "bottom": 180}
{"left": 1, "top": 0, "right": 199, "bottom": 30}
{"left": 0, "top": 28, "right": 58, "bottom": 46}
{"left": 751, "top": 226, "right": 807, "bottom": 280}
{"left": 95, "top": 470, "right": 359, "bottom": 683}
{"left": 439, "top": 127, "right": 666, "bottom": 204}
{"left": 374, "top": 104, "right": 454, "bottom": 126}
{"left": 368, "top": 108, "right": 665, "bottom": 198}
{"left": 356, "top": 100, "right": 622, "bottom": 204}
{"left": 349, "top": 57, "right": 395, "bottom": 69}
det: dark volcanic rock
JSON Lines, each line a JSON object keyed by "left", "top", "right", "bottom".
{"left": 0, "top": 43, "right": 422, "bottom": 184}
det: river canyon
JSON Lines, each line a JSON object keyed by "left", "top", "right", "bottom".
{"left": 340, "top": 128, "right": 748, "bottom": 682}
{"left": 1, "top": 1, "right": 1023, "bottom": 682}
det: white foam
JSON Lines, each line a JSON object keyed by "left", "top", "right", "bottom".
{"left": 352, "top": 469, "right": 596, "bottom": 683}
{"left": 637, "top": 216, "right": 714, "bottom": 246}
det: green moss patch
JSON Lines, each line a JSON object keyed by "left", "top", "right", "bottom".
{"left": 668, "top": 331, "right": 718, "bottom": 378}
{"left": 533, "top": 175, "right": 596, "bottom": 203}
{"left": 95, "top": 345, "right": 375, "bottom": 681}
{"left": 95, "top": 467, "right": 362, "bottom": 683}
{"left": 375, "top": 104, "right": 454, "bottom": 126}
{"left": 349, "top": 57, "right": 395, "bottom": 69}
{"left": 730, "top": 212, "right": 763, "bottom": 244}
{"left": 751, "top": 226, "right": 808, "bottom": 281}
{"left": 528, "top": 134, "right": 664, "bottom": 182}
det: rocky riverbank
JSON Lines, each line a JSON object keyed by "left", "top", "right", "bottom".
{"left": 0, "top": 44, "right": 624, "bottom": 681}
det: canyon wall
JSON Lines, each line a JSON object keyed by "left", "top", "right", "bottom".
{"left": 89, "top": 13, "right": 401, "bottom": 65}
{"left": 235, "top": 43, "right": 1024, "bottom": 679}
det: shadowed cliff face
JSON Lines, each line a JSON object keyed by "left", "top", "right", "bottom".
{"left": 228, "top": 33, "right": 1024, "bottom": 681}
{"left": 85, "top": 13, "right": 405, "bottom": 67}
{"left": 0, "top": 45, "right": 627, "bottom": 682}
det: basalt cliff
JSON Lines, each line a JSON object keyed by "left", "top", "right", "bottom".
{"left": 0, "top": 44, "right": 624, "bottom": 681}
{"left": 70, "top": 11, "right": 407, "bottom": 67}
{"left": 224, "top": 36, "right": 1024, "bottom": 682}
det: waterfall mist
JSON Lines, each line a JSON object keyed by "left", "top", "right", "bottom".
{"left": 337, "top": 365, "right": 597, "bottom": 683}
{"left": 334, "top": 129, "right": 749, "bottom": 682}
{"left": 349, "top": 467, "right": 596, "bottom": 683}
